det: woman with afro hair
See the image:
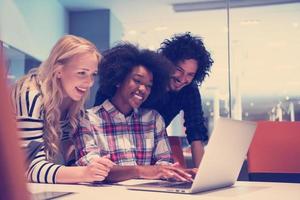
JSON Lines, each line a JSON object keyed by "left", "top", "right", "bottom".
{"left": 94, "top": 33, "right": 213, "bottom": 168}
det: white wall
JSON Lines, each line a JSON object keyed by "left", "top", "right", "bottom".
{"left": 0, "top": 0, "right": 66, "bottom": 60}
{"left": 110, "top": 12, "right": 123, "bottom": 47}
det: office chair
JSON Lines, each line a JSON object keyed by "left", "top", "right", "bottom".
{"left": 168, "top": 136, "right": 186, "bottom": 168}
{"left": 247, "top": 121, "right": 300, "bottom": 183}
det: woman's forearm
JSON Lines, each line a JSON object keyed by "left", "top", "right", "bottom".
{"left": 55, "top": 166, "right": 87, "bottom": 183}
{"left": 105, "top": 165, "right": 140, "bottom": 183}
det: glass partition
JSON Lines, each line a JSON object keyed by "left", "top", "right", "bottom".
{"left": 122, "top": 3, "right": 230, "bottom": 138}
{"left": 1, "top": 41, "right": 41, "bottom": 85}
{"left": 121, "top": 1, "right": 300, "bottom": 153}
{"left": 230, "top": 2, "right": 300, "bottom": 121}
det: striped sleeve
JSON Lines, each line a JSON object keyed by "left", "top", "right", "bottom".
{"left": 16, "top": 89, "right": 62, "bottom": 183}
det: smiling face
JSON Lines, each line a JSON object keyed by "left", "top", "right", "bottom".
{"left": 57, "top": 52, "right": 98, "bottom": 102}
{"left": 169, "top": 59, "right": 198, "bottom": 91}
{"left": 112, "top": 65, "right": 153, "bottom": 115}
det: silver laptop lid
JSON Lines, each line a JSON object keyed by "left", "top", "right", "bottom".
{"left": 190, "top": 118, "right": 256, "bottom": 193}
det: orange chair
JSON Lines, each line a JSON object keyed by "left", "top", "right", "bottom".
{"left": 168, "top": 136, "right": 186, "bottom": 168}
{"left": 247, "top": 121, "right": 300, "bottom": 183}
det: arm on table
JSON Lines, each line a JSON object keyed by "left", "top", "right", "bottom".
{"left": 72, "top": 115, "right": 115, "bottom": 183}
{"left": 56, "top": 157, "right": 113, "bottom": 183}
{"left": 105, "top": 113, "right": 192, "bottom": 183}
{"left": 105, "top": 165, "right": 193, "bottom": 183}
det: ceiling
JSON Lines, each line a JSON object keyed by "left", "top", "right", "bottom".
{"left": 58, "top": 0, "right": 209, "bottom": 48}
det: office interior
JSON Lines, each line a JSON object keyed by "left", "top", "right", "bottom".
{"left": 0, "top": 0, "right": 300, "bottom": 197}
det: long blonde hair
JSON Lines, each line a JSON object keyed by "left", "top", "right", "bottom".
{"left": 13, "top": 35, "right": 101, "bottom": 160}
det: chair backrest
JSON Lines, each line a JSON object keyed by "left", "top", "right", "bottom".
{"left": 168, "top": 136, "right": 186, "bottom": 168}
{"left": 0, "top": 42, "right": 30, "bottom": 200}
{"left": 247, "top": 121, "right": 300, "bottom": 182}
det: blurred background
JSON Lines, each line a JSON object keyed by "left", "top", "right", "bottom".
{"left": 1, "top": 0, "right": 299, "bottom": 136}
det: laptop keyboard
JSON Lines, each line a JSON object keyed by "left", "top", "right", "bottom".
{"left": 172, "top": 182, "right": 193, "bottom": 188}
{"left": 143, "top": 181, "right": 192, "bottom": 189}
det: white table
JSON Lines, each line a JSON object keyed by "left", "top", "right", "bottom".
{"left": 28, "top": 180, "right": 300, "bottom": 200}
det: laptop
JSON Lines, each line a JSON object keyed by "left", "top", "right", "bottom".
{"left": 127, "top": 118, "right": 257, "bottom": 194}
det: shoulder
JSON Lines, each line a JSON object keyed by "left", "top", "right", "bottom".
{"left": 84, "top": 106, "right": 102, "bottom": 124}
{"left": 22, "top": 88, "right": 43, "bottom": 106}
{"left": 16, "top": 86, "right": 44, "bottom": 118}
{"left": 86, "top": 105, "right": 101, "bottom": 114}
{"left": 178, "top": 84, "right": 201, "bottom": 103}
{"left": 15, "top": 76, "right": 43, "bottom": 105}
{"left": 139, "top": 108, "right": 162, "bottom": 119}
{"left": 181, "top": 84, "right": 200, "bottom": 94}
{"left": 23, "top": 88, "right": 43, "bottom": 101}
{"left": 139, "top": 108, "right": 165, "bottom": 129}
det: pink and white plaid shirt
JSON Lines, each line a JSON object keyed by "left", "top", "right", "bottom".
{"left": 74, "top": 100, "right": 173, "bottom": 166}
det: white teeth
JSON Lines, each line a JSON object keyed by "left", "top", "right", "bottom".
{"left": 134, "top": 94, "right": 143, "bottom": 100}
{"left": 77, "top": 87, "right": 87, "bottom": 92}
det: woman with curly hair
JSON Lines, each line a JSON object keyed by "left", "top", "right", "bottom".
{"left": 94, "top": 33, "right": 213, "bottom": 168}
{"left": 12, "top": 35, "right": 114, "bottom": 184}
{"left": 154, "top": 32, "right": 214, "bottom": 168}
{"left": 74, "top": 43, "right": 194, "bottom": 183}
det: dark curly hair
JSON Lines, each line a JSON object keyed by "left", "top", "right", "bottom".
{"left": 159, "top": 32, "right": 213, "bottom": 85}
{"left": 98, "top": 43, "right": 174, "bottom": 106}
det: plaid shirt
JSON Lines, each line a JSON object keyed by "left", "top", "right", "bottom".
{"left": 95, "top": 84, "right": 208, "bottom": 144}
{"left": 74, "top": 100, "right": 173, "bottom": 166}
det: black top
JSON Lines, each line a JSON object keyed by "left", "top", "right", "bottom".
{"left": 94, "top": 84, "right": 208, "bottom": 144}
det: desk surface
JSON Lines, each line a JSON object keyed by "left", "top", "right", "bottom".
{"left": 28, "top": 180, "right": 300, "bottom": 200}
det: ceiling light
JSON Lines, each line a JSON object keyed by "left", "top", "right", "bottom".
{"left": 128, "top": 30, "right": 137, "bottom": 35}
{"left": 172, "top": 0, "right": 300, "bottom": 12}
{"left": 240, "top": 20, "right": 261, "bottom": 25}
{"left": 292, "top": 22, "right": 299, "bottom": 28}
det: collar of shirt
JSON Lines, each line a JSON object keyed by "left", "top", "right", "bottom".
{"left": 100, "top": 99, "right": 140, "bottom": 119}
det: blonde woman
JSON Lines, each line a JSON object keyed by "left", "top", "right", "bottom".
{"left": 12, "top": 35, "right": 114, "bottom": 184}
